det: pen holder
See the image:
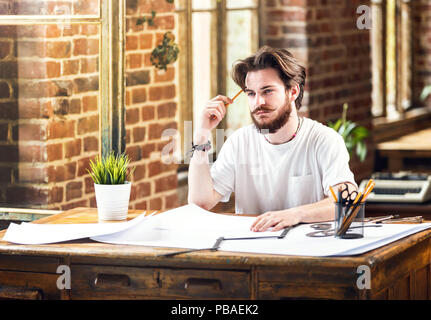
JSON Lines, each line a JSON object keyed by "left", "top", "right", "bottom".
{"left": 334, "top": 202, "right": 365, "bottom": 239}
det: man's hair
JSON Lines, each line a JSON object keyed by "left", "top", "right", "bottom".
{"left": 231, "top": 46, "right": 306, "bottom": 109}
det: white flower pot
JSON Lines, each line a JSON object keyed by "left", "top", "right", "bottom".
{"left": 94, "top": 181, "right": 131, "bottom": 221}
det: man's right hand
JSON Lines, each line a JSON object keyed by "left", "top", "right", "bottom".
{"left": 193, "top": 95, "right": 233, "bottom": 144}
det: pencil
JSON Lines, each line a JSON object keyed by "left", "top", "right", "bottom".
{"left": 329, "top": 186, "right": 338, "bottom": 202}
{"left": 229, "top": 89, "right": 243, "bottom": 104}
{"left": 210, "top": 89, "right": 243, "bottom": 120}
{"left": 337, "top": 182, "right": 375, "bottom": 236}
{"left": 361, "top": 181, "right": 375, "bottom": 202}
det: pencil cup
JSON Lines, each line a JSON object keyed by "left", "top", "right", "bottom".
{"left": 334, "top": 202, "right": 365, "bottom": 239}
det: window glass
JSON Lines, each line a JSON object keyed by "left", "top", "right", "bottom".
{"left": 226, "top": 10, "right": 256, "bottom": 131}
{"left": 192, "top": 0, "right": 215, "bottom": 10}
{"left": 192, "top": 12, "right": 212, "bottom": 133}
{"left": 226, "top": 0, "right": 257, "bottom": 9}
{"left": 0, "top": 23, "right": 100, "bottom": 207}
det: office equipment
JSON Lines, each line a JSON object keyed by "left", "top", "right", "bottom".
{"left": 363, "top": 215, "right": 399, "bottom": 223}
{"left": 1, "top": 207, "right": 431, "bottom": 300}
{"left": 359, "top": 172, "right": 431, "bottom": 203}
{"left": 329, "top": 186, "right": 338, "bottom": 202}
{"left": 306, "top": 224, "right": 382, "bottom": 238}
{"left": 335, "top": 179, "right": 375, "bottom": 238}
{"left": 339, "top": 183, "right": 359, "bottom": 206}
{"left": 364, "top": 215, "right": 423, "bottom": 224}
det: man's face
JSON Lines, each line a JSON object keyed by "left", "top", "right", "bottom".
{"left": 244, "top": 68, "right": 294, "bottom": 134}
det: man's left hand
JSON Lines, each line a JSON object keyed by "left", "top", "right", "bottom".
{"left": 250, "top": 209, "right": 300, "bottom": 232}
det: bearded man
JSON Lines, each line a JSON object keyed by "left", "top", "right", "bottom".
{"left": 188, "top": 46, "right": 357, "bottom": 232}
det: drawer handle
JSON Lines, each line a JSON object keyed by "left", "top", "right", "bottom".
{"left": 184, "top": 278, "right": 222, "bottom": 291}
{"left": 94, "top": 274, "right": 131, "bottom": 288}
{"left": 0, "top": 285, "right": 43, "bottom": 300}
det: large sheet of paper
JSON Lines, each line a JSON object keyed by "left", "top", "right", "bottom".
{"left": 92, "top": 204, "right": 431, "bottom": 257}
{"left": 218, "top": 222, "right": 431, "bottom": 256}
{"left": 1, "top": 204, "right": 281, "bottom": 246}
{"left": 2, "top": 212, "right": 150, "bottom": 244}
{"left": 92, "top": 204, "right": 284, "bottom": 249}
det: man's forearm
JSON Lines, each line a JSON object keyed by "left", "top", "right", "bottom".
{"left": 294, "top": 197, "right": 335, "bottom": 223}
{"left": 294, "top": 181, "right": 357, "bottom": 223}
{"left": 187, "top": 150, "right": 215, "bottom": 209}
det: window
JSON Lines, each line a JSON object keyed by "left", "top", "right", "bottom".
{"left": 176, "top": 0, "right": 259, "bottom": 161}
{"left": 371, "top": 0, "right": 413, "bottom": 119}
{"left": 0, "top": 0, "right": 124, "bottom": 208}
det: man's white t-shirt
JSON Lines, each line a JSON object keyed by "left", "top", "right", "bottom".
{"left": 210, "top": 117, "right": 357, "bottom": 214}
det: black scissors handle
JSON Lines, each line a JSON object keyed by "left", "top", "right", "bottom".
{"left": 340, "top": 183, "right": 358, "bottom": 206}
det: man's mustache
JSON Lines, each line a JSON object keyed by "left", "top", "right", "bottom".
{"left": 252, "top": 106, "right": 275, "bottom": 114}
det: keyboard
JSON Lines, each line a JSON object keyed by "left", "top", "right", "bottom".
{"left": 359, "top": 172, "right": 431, "bottom": 203}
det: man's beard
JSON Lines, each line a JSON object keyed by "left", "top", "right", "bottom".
{"left": 251, "top": 97, "right": 292, "bottom": 134}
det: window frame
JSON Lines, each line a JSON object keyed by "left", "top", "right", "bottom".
{"left": 371, "top": 0, "right": 431, "bottom": 141}
{"left": 0, "top": 0, "right": 126, "bottom": 159}
{"left": 175, "top": 0, "right": 260, "bottom": 165}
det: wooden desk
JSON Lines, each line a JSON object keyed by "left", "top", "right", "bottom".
{"left": 0, "top": 207, "right": 431, "bottom": 300}
{"left": 376, "top": 127, "right": 431, "bottom": 172}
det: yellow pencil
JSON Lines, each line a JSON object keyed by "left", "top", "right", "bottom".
{"left": 361, "top": 181, "right": 375, "bottom": 202}
{"left": 228, "top": 89, "right": 243, "bottom": 105}
{"left": 210, "top": 89, "right": 243, "bottom": 120}
{"left": 329, "top": 186, "right": 338, "bottom": 202}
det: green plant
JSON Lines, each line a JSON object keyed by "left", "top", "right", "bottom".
{"left": 87, "top": 152, "right": 135, "bottom": 185}
{"left": 420, "top": 85, "right": 431, "bottom": 102}
{"left": 327, "top": 103, "right": 370, "bottom": 162}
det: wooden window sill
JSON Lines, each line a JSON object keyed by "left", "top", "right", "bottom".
{"left": 372, "top": 106, "right": 431, "bottom": 143}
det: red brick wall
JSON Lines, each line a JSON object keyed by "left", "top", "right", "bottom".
{"left": 0, "top": 0, "right": 180, "bottom": 211}
{"left": 124, "top": 0, "right": 179, "bottom": 211}
{"left": 261, "top": 0, "right": 374, "bottom": 182}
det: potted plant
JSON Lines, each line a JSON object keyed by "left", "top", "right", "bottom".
{"left": 327, "top": 103, "right": 370, "bottom": 162}
{"left": 87, "top": 152, "right": 135, "bottom": 221}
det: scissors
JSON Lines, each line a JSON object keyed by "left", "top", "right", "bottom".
{"left": 306, "top": 222, "right": 382, "bottom": 237}
{"left": 339, "top": 183, "right": 359, "bottom": 206}
{"left": 306, "top": 223, "right": 335, "bottom": 237}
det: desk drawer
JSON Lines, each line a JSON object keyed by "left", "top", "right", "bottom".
{"left": 70, "top": 265, "right": 250, "bottom": 299}
{"left": 258, "top": 282, "right": 358, "bottom": 300}
{"left": 0, "top": 270, "right": 61, "bottom": 299}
